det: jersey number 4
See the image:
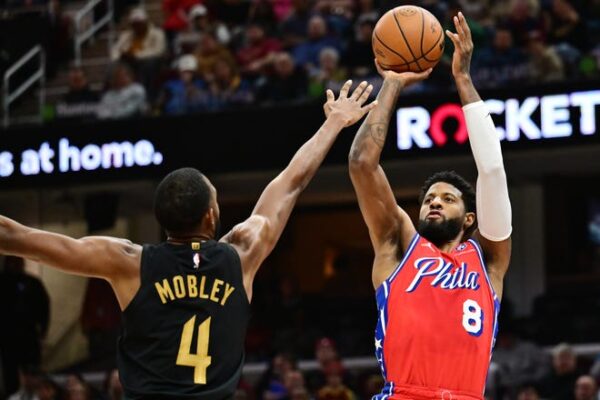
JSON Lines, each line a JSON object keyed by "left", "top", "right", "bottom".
{"left": 177, "top": 316, "right": 212, "bottom": 384}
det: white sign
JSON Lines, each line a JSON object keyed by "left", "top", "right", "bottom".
{"left": 0, "top": 138, "right": 163, "bottom": 179}
{"left": 397, "top": 90, "right": 600, "bottom": 150}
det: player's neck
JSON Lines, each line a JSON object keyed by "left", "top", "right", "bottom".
{"left": 167, "top": 233, "right": 212, "bottom": 244}
{"left": 433, "top": 237, "right": 462, "bottom": 253}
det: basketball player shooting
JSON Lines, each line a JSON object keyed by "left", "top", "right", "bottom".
{"left": 0, "top": 82, "right": 376, "bottom": 400}
{"left": 348, "top": 13, "right": 511, "bottom": 400}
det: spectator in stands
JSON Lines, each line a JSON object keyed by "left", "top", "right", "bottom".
{"left": 281, "top": 0, "right": 313, "bottom": 47}
{"left": 255, "top": 352, "right": 297, "bottom": 399}
{"left": 292, "top": 15, "right": 342, "bottom": 68}
{"left": 471, "top": 26, "right": 530, "bottom": 88}
{"left": 539, "top": 343, "right": 585, "bottom": 400}
{"left": 543, "top": 0, "right": 587, "bottom": 50}
{"left": 111, "top": 8, "right": 166, "bottom": 94}
{"left": 36, "top": 375, "right": 62, "bottom": 400}
{"left": 162, "top": 0, "right": 201, "bottom": 43}
{"left": 506, "top": 0, "right": 543, "bottom": 47}
{"left": 314, "top": 0, "right": 354, "bottom": 37}
{"left": 489, "top": 323, "right": 550, "bottom": 400}
{"left": 289, "top": 387, "right": 310, "bottom": 400}
{"left": 356, "top": 0, "right": 379, "bottom": 22}
{"left": 248, "top": 0, "right": 280, "bottom": 32}
{"left": 175, "top": 4, "right": 231, "bottom": 55}
{"left": 194, "top": 32, "right": 236, "bottom": 80}
{"left": 362, "top": 375, "right": 385, "bottom": 400}
{"left": 205, "top": 58, "right": 254, "bottom": 111}
{"left": 574, "top": 376, "right": 598, "bottom": 400}
{"left": 0, "top": 257, "right": 49, "bottom": 397}
{"left": 97, "top": 64, "right": 147, "bottom": 119}
{"left": 284, "top": 370, "right": 308, "bottom": 398}
{"left": 516, "top": 382, "right": 542, "bottom": 400}
{"left": 7, "top": 366, "right": 42, "bottom": 400}
{"left": 457, "top": 0, "right": 488, "bottom": 21}
{"left": 112, "top": 8, "right": 167, "bottom": 62}
{"left": 269, "top": 0, "right": 293, "bottom": 22}
{"left": 104, "top": 369, "right": 123, "bottom": 400}
{"left": 158, "top": 54, "right": 208, "bottom": 115}
{"left": 316, "top": 360, "right": 356, "bottom": 400}
{"left": 237, "top": 23, "right": 282, "bottom": 77}
{"left": 306, "top": 338, "right": 352, "bottom": 392}
{"left": 527, "top": 30, "right": 565, "bottom": 82}
{"left": 256, "top": 52, "right": 308, "bottom": 104}
{"left": 55, "top": 66, "right": 99, "bottom": 120}
{"left": 64, "top": 374, "right": 91, "bottom": 400}
{"left": 345, "top": 15, "right": 376, "bottom": 78}
{"left": 308, "top": 47, "right": 347, "bottom": 98}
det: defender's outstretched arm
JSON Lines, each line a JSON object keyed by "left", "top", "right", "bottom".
{"left": 0, "top": 215, "right": 140, "bottom": 280}
{"left": 222, "top": 81, "right": 376, "bottom": 299}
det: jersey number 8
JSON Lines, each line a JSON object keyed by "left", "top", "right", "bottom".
{"left": 462, "top": 299, "right": 483, "bottom": 336}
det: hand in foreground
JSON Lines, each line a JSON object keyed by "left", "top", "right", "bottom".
{"left": 446, "top": 11, "right": 474, "bottom": 79}
{"left": 374, "top": 59, "right": 432, "bottom": 88}
{"left": 323, "top": 80, "right": 378, "bottom": 127}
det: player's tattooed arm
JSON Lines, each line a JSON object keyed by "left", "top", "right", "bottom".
{"left": 349, "top": 79, "right": 402, "bottom": 160}
{"left": 347, "top": 66, "right": 429, "bottom": 272}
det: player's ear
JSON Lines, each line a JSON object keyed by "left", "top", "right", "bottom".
{"left": 464, "top": 212, "right": 476, "bottom": 230}
{"left": 207, "top": 207, "right": 216, "bottom": 226}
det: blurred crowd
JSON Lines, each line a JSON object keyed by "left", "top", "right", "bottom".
{"left": 3, "top": 0, "right": 600, "bottom": 121}
{"left": 4, "top": 339, "right": 600, "bottom": 400}
{"left": 2, "top": 253, "right": 600, "bottom": 400}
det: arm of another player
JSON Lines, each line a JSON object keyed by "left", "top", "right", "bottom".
{"left": 447, "top": 12, "right": 512, "bottom": 298}
{"left": 0, "top": 215, "right": 141, "bottom": 281}
{"left": 221, "top": 81, "right": 377, "bottom": 301}
{"left": 346, "top": 64, "right": 430, "bottom": 288}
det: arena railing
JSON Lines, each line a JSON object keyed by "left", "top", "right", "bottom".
{"left": 2, "top": 45, "right": 45, "bottom": 128}
{"left": 73, "top": 0, "right": 115, "bottom": 66}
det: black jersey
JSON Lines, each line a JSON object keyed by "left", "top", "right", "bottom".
{"left": 118, "top": 240, "right": 250, "bottom": 400}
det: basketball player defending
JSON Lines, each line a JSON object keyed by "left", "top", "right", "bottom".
{"left": 348, "top": 13, "right": 511, "bottom": 400}
{"left": 0, "top": 82, "right": 376, "bottom": 400}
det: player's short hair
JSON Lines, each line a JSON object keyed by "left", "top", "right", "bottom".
{"left": 419, "top": 171, "right": 476, "bottom": 214}
{"left": 154, "top": 168, "right": 211, "bottom": 233}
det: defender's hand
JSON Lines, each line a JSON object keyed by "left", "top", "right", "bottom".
{"left": 374, "top": 59, "right": 432, "bottom": 88}
{"left": 323, "top": 80, "right": 378, "bottom": 127}
{"left": 446, "top": 11, "right": 474, "bottom": 79}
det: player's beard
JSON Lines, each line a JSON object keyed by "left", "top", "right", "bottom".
{"left": 417, "top": 216, "right": 463, "bottom": 247}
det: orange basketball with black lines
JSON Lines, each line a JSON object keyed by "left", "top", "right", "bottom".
{"left": 372, "top": 6, "right": 445, "bottom": 73}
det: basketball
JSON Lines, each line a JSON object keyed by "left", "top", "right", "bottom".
{"left": 372, "top": 6, "right": 445, "bottom": 73}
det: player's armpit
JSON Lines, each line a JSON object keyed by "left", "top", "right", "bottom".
{"left": 474, "top": 231, "right": 511, "bottom": 299}
{"left": 0, "top": 215, "right": 140, "bottom": 280}
{"left": 220, "top": 215, "right": 271, "bottom": 302}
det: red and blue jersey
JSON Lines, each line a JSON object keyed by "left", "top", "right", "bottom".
{"left": 374, "top": 234, "right": 500, "bottom": 400}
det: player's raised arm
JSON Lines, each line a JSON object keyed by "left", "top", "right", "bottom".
{"left": 447, "top": 12, "right": 512, "bottom": 297}
{"left": 0, "top": 215, "right": 141, "bottom": 281}
{"left": 221, "top": 81, "right": 376, "bottom": 299}
{"left": 347, "top": 64, "right": 430, "bottom": 287}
